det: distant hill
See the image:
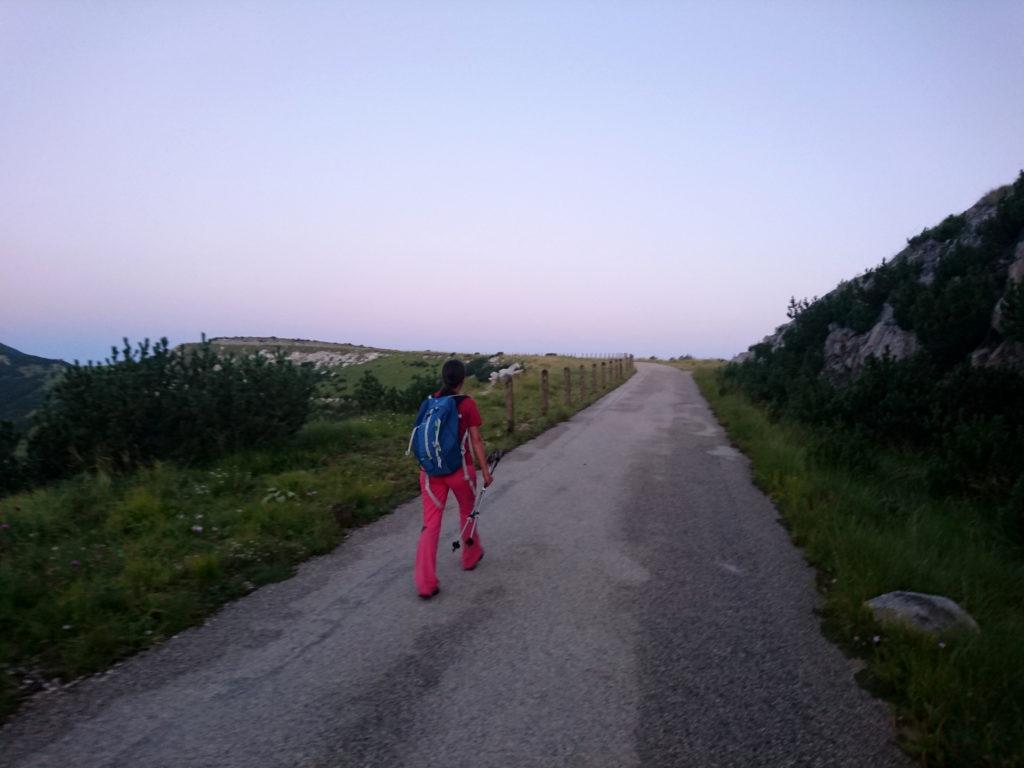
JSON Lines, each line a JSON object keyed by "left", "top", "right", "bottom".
{"left": 183, "top": 336, "right": 394, "bottom": 368}
{"left": 0, "top": 344, "right": 68, "bottom": 427}
{"left": 178, "top": 337, "right": 463, "bottom": 389}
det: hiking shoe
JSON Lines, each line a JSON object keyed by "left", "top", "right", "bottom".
{"left": 419, "top": 586, "right": 440, "bottom": 600}
{"left": 464, "top": 552, "right": 484, "bottom": 571}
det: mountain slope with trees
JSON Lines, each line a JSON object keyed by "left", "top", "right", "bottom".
{"left": 0, "top": 343, "right": 68, "bottom": 427}
{"left": 730, "top": 172, "right": 1024, "bottom": 525}
{"left": 708, "top": 172, "right": 1024, "bottom": 765}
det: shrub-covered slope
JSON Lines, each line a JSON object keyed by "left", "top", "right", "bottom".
{"left": 0, "top": 343, "right": 68, "bottom": 427}
{"left": 729, "top": 172, "right": 1024, "bottom": 534}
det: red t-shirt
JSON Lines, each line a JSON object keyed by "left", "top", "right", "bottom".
{"left": 435, "top": 392, "right": 482, "bottom": 465}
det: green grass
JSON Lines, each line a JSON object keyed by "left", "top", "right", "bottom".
{"left": 325, "top": 350, "right": 451, "bottom": 392}
{"left": 693, "top": 368, "right": 1024, "bottom": 767}
{"left": 0, "top": 355, "right": 632, "bottom": 719}
{"left": 660, "top": 357, "right": 727, "bottom": 372}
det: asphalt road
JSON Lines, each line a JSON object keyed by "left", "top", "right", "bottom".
{"left": 0, "top": 363, "right": 904, "bottom": 767}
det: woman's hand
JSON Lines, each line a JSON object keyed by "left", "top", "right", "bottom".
{"left": 483, "top": 469, "right": 494, "bottom": 488}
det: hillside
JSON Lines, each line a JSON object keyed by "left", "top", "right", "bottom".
{"left": 712, "top": 173, "right": 1024, "bottom": 765}
{"left": 186, "top": 337, "right": 392, "bottom": 367}
{"left": 728, "top": 172, "right": 1024, "bottom": 498}
{"left": 179, "top": 337, "right": 460, "bottom": 389}
{"left": 738, "top": 172, "right": 1024, "bottom": 378}
{"left": 0, "top": 343, "right": 68, "bottom": 426}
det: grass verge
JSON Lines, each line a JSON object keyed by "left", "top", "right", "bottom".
{"left": 693, "top": 367, "right": 1024, "bottom": 767}
{"left": 0, "top": 356, "right": 633, "bottom": 720}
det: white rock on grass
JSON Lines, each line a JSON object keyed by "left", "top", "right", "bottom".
{"left": 866, "top": 591, "right": 979, "bottom": 636}
{"left": 488, "top": 362, "right": 524, "bottom": 383}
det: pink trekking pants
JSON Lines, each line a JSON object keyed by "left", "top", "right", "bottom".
{"left": 415, "top": 466, "right": 483, "bottom": 596}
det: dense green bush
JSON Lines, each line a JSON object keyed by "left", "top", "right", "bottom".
{"left": 0, "top": 421, "right": 22, "bottom": 495}
{"left": 1002, "top": 277, "right": 1024, "bottom": 342}
{"left": 728, "top": 172, "right": 1024, "bottom": 540}
{"left": 465, "top": 356, "right": 497, "bottom": 383}
{"left": 906, "top": 213, "right": 967, "bottom": 247}
{"left": 24, "top": 338, "right": 318, "bottom": 483}
{"left": 352, "top": 370, "right": 438, "bottom": 413}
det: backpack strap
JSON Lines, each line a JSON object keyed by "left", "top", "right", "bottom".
{"left": 460, "top": 430, "right": 472, "bottom": 483}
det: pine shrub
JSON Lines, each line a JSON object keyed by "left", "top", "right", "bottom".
{"left": 25, "top": 338, "right": 318, "bottom": 482}
{"left": 726, "top": 171, "right": 1024, "bottom": 505}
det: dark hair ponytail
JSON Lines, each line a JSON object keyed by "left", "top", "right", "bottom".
{"left": 439, "top": 359, "right": 466, "bottom": 396}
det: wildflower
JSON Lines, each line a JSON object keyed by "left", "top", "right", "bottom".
{"left": 71, "top": 560, "right": 81, "bottom": 569}
{"left": 62, "top": 624, "right": 73, "bottom": 631}
{"left": 938, "top": 641, "right": 946, "bottom": 649}
{"left": 0, "top": 523, "right": 9, "bottom": 530}
{"left": 191, "top": 525, "right": 204, "bottom": 533}
{"left": 872, "top": 635, "right": 881, "bottom": 644}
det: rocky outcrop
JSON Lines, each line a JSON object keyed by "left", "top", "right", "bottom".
{"left": 991, "top": 239, "right": 1024, "bottom": 335}
{"left": 732, "top": 324, "right": 789, "bottom": 363}
{"left": 735, "top": 178, "right": 1024, "bottom": 378}
{"left": 901, "top": 186, "right": 1008, "bottom": 285}
{"left": 970, "top": 339, "right": 1024, "bottom": 370}
{"left": 823, "top": 304, "right": 920, "bottom": 383}
{"left": 866, "top": 591, "right": 979, "bottom": 636}
{"left": 973, "top": 239, "right": 1024, "bottom": 370}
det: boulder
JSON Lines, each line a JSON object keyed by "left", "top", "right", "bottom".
{"left": 866, "top": 591, "right": 979, "bottom": 636}
{"left": 488, "top": 362, "right": 524, "bottom": 383}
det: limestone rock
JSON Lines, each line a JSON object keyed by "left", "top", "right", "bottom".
{"left": 992, "top": 238, "right": 1024, "bottom": 335}
{"left": 823, "top": 325, "right": 862, "bottom": 383}
{"left": 488, "top": 362, "right": 524, "bottom": 383}
{"left": 866, "top": 591, "right": 979, "bottom": 636}
{"left": 822, "top": 305, "right": 919, "bottom": 384}
{"left": 733, "top": 323, "right": 790, "bottom": 363}
{"left": 975, "top": 340, "right": 1024, "bottom": 371}
{"left": 860, "top": 304, "right": 920, "bottom": 362}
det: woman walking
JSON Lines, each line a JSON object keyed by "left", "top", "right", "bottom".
{"left": 414, "top": 359, "right": 493, "bottom": 599}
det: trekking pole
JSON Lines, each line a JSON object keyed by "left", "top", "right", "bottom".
{"left": 452, "top": 450, "right": 504, "bottom": 552}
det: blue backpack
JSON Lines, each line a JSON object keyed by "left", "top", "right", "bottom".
{"left": 408, "top": 395, "right": 470, "bottom": 477}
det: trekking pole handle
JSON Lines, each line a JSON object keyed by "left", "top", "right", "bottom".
{"left": 487, "top": 449, "right": 505, "bottom": 475}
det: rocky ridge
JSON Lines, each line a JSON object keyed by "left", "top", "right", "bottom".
{"left": 737, "top": 181, "right": 1024, "bottom": 381}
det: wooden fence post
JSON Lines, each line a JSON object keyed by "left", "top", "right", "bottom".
{"left": 579, "top": 364, "right": 586, "bottom": 398}
{"left": 591, "top": 363, "right": 597, "bottom": 390}
{"left": 505, "top": 376, "right": 515, "bottom": 433}
{"left": 563, "top": 367, "right": 572, "bottom": 405}
{"left": 541, "top": 369, "right": 549, "bottom": 416}
{"left": 601, "top": 361, "right": 607, "bottom": 387}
